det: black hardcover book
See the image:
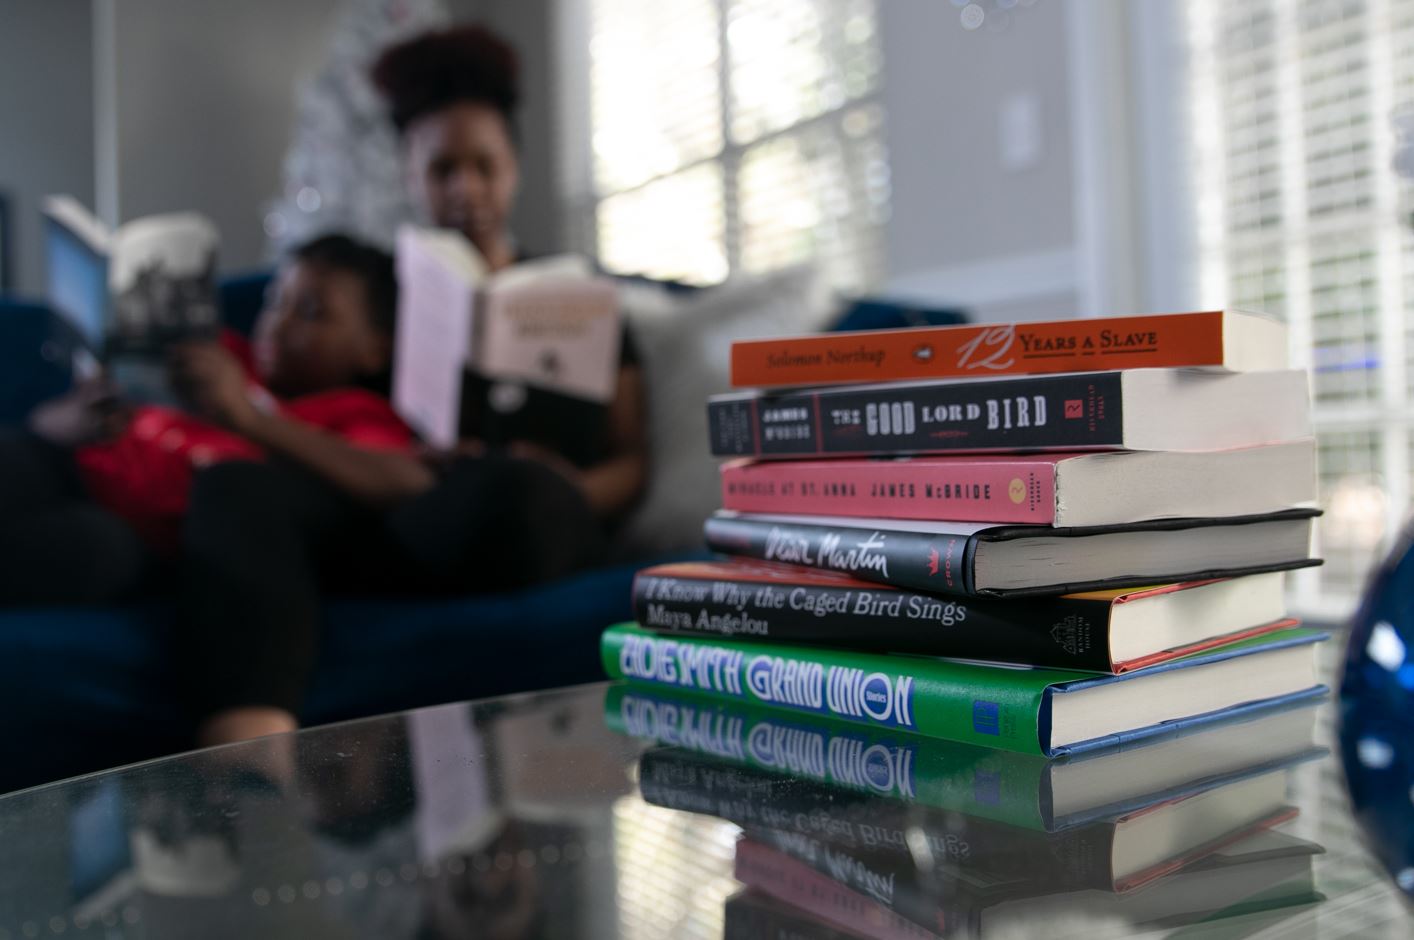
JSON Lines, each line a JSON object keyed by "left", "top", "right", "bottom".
{"left": 702, "top": 509, "right": 1321, "bottom": 598}
{"left": 707, "top": 369, "right": 1311, "bottom": 458}
{"left": 630, "top": 560, "right": 1297, "bottom": 672}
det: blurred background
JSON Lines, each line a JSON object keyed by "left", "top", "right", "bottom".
{"left": 1, "top": 0, "right": 1409, "bottom": 616}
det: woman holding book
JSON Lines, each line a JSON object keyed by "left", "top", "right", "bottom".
{"left": 371, "top": 23, "right": 650, "bottom": 528}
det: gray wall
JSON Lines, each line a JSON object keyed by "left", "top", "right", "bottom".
{"left": 110, "top": 0, "right": 342, "bottom": 273}
{"left": 0, "top": 0, "right": 95, "bottom": 295}
{"left": 105, "top": 0, "right": 560, "bottom": 272}
{"left": 879, "top": 0, "right": 1078, "bottom": 320}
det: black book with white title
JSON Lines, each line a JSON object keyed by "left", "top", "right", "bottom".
{"left": 702, "top": 509, "right": 1320, "bottom": 598}
{"left": 707, "top": 368, "right": 1311, "bottom": 458}
{"left": 633, "top": 560, "right": 1296, "bottom": 672}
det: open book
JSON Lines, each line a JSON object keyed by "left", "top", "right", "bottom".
{"left": 392, "top": 225, "right": 622, "bottom": 448}
{"left": 43, "top": 195, "right": 220, "bottom": 403}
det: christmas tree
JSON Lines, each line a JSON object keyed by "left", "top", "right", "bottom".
{"left": 265, "top": 0, "right": 449, "bottom": 258}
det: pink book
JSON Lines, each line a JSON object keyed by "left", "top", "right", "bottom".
{"left": 734, "top": 838, "right": 943, "bottom": 940}
{"left": 719, "top": 441, "right": 1316, "bottom": 528}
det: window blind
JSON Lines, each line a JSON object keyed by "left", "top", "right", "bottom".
{"left": 586, "top": 0, "right": 888, "bottom": 289}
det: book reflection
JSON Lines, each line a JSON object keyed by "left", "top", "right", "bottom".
{"left": 606, "top": 686, "right": 1328, "bottom": 939}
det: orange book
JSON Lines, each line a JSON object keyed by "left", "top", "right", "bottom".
{"left": 730, "top": 310, "right": 1286, "bottom": 389}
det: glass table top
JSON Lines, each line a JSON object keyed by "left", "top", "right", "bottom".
{"left": 0, "top": 665, "right": 1407, "bottom": 938}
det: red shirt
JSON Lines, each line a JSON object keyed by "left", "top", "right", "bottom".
{"left": 75, "top": 334, "right": 413, "bottom": 550}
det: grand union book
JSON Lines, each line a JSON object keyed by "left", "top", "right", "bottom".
{"left": 600, "top": 623, "right": 1327, "bottom": 757}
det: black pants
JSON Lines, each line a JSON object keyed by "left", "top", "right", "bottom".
{"left": 178, "top": 454, "right": 606, "bottom": 716}
{"left": 0, "top": 430, "right": 605, "bottom": 719}
{"left": 0, "top": 430, "right": 150, "bottom": 605}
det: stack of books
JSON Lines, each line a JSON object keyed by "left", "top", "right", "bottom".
{"left": 601, "top": 310, "right": 1329, "bottom": 758}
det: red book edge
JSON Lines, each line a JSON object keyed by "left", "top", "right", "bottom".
{"left": 1112, "top": 618, "right": 1300, "bottom": 673}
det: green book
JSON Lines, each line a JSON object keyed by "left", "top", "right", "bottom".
{"left": 599, "top": 623, "right": 1326, "bottom": 757}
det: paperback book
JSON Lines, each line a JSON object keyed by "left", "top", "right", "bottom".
{"left": 729, "top": 310, "right": 1287, "bottom": 388}
{"left": 393, "top": 225, "right": 622, "bottom": 447}
{"left": 718, "top": 441, "right": 1317, "bottom": 527}
{"left": 707, "top": 369, "right": 1310, "bottom": 458}
{"left": 600, "top": 623, "right": 1327, "bottom": 757}
{"left": 43, "top": 195, "right": 220, "bottom": 403}
{"left": 632, "top": 560, "right": 1296, "bottom": 672}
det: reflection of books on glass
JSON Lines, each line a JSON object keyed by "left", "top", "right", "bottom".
{"left": 738, "top": 821, "right": 1323, "bottom": 940}
{"left": 605, "top": 685, "right": 1326, "bottom": 832}
{"left": 724, "top": 889, "right": 872, "bottom": 940}
{"left": 619, "top": 681, "right": 1328, "bottom": 937}
{"left": 734, "top": 838, "right": 944, "bottom": 940}
{"left": 392, "top": 225, "right": 621, "bottom": 448}
{"left": 638, "top": 740, "right": 1308, "bottom": 896}
{"left": 43, "top": 195, "right": 220, "bottom": 403}
{"left": 972, "top": 827, "right": 1323, "bottom": 938}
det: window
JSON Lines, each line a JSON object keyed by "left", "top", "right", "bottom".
{"left": 1183, "top": 0, "right": 1414, "bottom": 613}
{"left": 582, "top": 0, "right": 889, "bottom": 289}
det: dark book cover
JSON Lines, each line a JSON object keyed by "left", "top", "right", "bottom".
{"left": 632, "top": 560, "right": 1119, "bottom": 671}
{"left": 708, "top": 372, "right": 1125, "bottom": 458}
{"left": 633, "top": 560, "right": 1299, "bottom": 673}
{"left": 702, "top": 509, "right": 1321, "bottom": 598}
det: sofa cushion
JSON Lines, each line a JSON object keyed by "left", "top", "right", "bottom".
{"left": 0, "top": 560, "right": 646, "bottom": 793}
{"left": 616, "top": 264, "right": 835, "bottom": 555}
{"left": 0, "top": 298, "right": 82, "bottom": 424}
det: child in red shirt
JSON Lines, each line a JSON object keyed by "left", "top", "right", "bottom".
{"left": 2, "top": 235, "right": 435, "bottom": 747}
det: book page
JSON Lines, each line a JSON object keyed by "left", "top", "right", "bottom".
{"left": 393, "top": 226, "right": 481, "bottom": 448}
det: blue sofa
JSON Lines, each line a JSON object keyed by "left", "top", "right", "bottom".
{"left": 0, "top": 283, "right": 662, "bottom": 793}
{"left": 0, "top": 276, "right": 964, "bottom": 793}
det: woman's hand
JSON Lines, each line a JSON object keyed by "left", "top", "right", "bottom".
{"left": 169, "top": 342, "right": 260, "bottom": 432}
{"left": 28, "top": 378, "right": 129, "bottom": 448}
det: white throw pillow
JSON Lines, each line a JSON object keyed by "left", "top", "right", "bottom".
{"left": 615, "top": 264, "right": 836, "bottom": 556}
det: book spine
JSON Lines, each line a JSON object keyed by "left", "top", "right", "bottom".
{"left": 708, "top": 373, "right": 1126, "bottom": 457}
{"left": 601, "top": 623, "right": 1052, "bottom": 754}
{"left": 733, "top": 839, "right": 945, "bottom": 940}
{"left": 720, "top": 459, "right": 1059, "bottom": 524}
{"left": 703, "top": 514, "right": 979, "bottom": 596}
{"left": 730, "top": 312, "right": 1226, "bottom": 388}
{"left": 632, "top": 572, "right": 1116, "bottom": 671}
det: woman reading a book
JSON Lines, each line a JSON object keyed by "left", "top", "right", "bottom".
{"left": 370, "top": 24, "right": 650, "bottom": 526}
